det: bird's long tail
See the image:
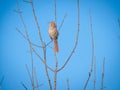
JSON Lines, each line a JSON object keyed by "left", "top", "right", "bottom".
{"left": 54, "top": 40, "right": 59, "bottom": 53}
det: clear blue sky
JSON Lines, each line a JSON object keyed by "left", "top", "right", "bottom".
{"left": 0, "top": 0, "right": 120, "bottom": 90}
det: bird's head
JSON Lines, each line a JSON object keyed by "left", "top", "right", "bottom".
{"left": 49, "top": 22, "right": 56, "bottom": 28}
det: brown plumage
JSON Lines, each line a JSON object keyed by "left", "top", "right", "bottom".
{"left": 48, "top": 22, "right": 59, "bottom": 53}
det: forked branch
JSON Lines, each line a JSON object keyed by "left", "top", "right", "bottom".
{"left": 57, "top": 0, "right": 80, "bottom": 72}
{"left": 16, "top": 28, "right": 42, "bottom": 48}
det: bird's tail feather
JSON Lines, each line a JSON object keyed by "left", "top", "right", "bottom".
{"left": 54, "top": 40, "right": 59, "bottom": 53}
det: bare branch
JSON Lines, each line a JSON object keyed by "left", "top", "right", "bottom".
{"left": 16, "top": 5, "right": 53, "bottom": 72}
{"left": 84, "top": 10, "right": 94, "bottom": 90}
{"left": 54, "top": 53, "right": 58, "bottom": 90}
{"left": 30, "top": 0, "right": 43, "bottom": 46}
{"left": 0, "top": 76, "right": 4, "bottom": 85}
{"left": 32, "top": 43, "right": 42, "bottom": 48}
{"left": 17, "top": 27, "right": 42, "bottom": 48}
{"left": 57, "top": 0, "right": 80, "bottom": 72}
{"left": 31, "top": 47, "right": 54, "bottom": 72}
{"left": 43, "top": 47, "right": 52, "bottom": 90}
{"left": 66, "top": 78, "right": 70, "bottom": 90}
{"left": 45, "top": 40, "right": 53, "bottom": 47}
{"left": 16, "top": 2, "right": 35, "bottom": 89}
{"left": 33, "top": 67, "right": 39, "bottom": 90}
{"left": 25, "top": 64, "right": 32, "bottom": 86}
{"left": 21, "top": 82, "right": 28, "bottom": 90}
{"left": 29, "top": 2, "right": 53, "bottom": 89}
{"left": 17, "top": 1, "right": 53, "bottom": 90}
{"left": 54, "top": 53, "right": 58, "bottom": 69}
{"left": 23, "top": 0, "right": 32, "bottom": 3}
{"left": 58, "top": 14, "right": 67, "bottom": 31}
{"left": 100, "top": 57, "right": 105, "bottom": 90}
{"left": 44, "top": 60, "right": 52, "bottom": 90}
{"left": 13, "top": 9, "right": 22, "bottom": 14}
{"left": 94, "top": 56, "right": 96, "bottom": 90}
{"left": 34, "top": 84, "right": 43, "bottom": 89}
{"left": 29, "top": 45, "right": 34, "bottom": 90}
{"left": 17, "top": 28, "right": 54, "bottom": 71}
{"left": 16, "top": 1, "right": 29, "bottom": 40}
{"left": 54, "top": 0, "right": 57, "bottom": 23}
{"left": 16, "top": 28, "right": 26, "bottom": 39}
{"left": 0, "top": 76, "right": 4, "bottom": 90}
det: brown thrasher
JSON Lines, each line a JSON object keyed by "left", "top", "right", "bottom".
{"left": 48, "top": 22, "right": 59, "bottom": 53}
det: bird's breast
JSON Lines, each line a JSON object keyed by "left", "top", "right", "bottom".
{"left": 49, "top": 27, "right": 58, "bottom": 39}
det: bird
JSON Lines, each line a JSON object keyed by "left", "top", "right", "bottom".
{"left": 48, "top": 22, "right": 59, "bottom": 53}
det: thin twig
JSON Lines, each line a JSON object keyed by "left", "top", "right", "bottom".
{"left": 14, "top": 9, "right": 22, "bottom": 13}
{"left": 30, "top": 0, "right": 43, "bottom": 46}
{"left": 17, "top": 28, "right": 42, "bottom": 48}
{"left": 100, "top": 58, "right": 105, "bottom": 90}
{"left": 30, "top": 46, "right": 34, "bottom": 90}
{"left": 84, "top": 11, "right": 94, "bottom": 90}
{"left": 34, "top": 84, "right": 43, "bottom": 89}
{"left": 16, "top": 28, "right": 26, "bottom": 39}
{"left": 21, "top": 82, "right": 28, "bottom": 90}
{"left": 66, "top": 78, "right": 70, "bottom": 90}
{"left": 45, "top": 40, "right": 53, "bottom": 47}
{"left": 32, "top": 43, "right": 42, "bottom": 48}
{"left": 23, "top": 0, "right": 32, "bottom": 3}
{"left": 0, "top": 76, "right": 4, "bottom": 86}
{"left": 33, "top": 67, "right": 39, "bottom": 90}
{"left": 0, "top": 76, "right": 4, "bottom": 90}
{"left": 16, "top": 27, "right": 45, "bottom": 64}
{"left": 57, "top": 0, "right": 80, "bottom": 72}
{"left": 54, "top": 0, "right": 57, "bottom": 23}
{"left": 25, "top": 64, "right": 32, "bottom": 85}
{"left": 58, "top": 14, "right": 67, "bottom": 31}
{"left": 94, "top": 56, "right": 96, "bottom": 90}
